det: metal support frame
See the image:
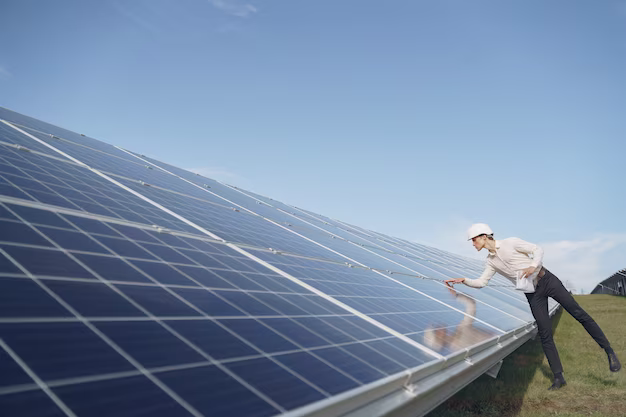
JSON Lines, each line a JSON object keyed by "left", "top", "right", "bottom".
{"left": 485, "top": 360, "right": 503, "bottom": 379}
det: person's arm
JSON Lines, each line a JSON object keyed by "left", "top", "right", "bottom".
{"left": 456, "top": 293, "right": 477, "bottom": 326}
{"left": 513, "top": 237, "right": 544, "bottom": 276}
{"left": 463, "top": 264, "right": 496, "bottom": 288}
{"left": 444, "top": 264, "right": 496, "bottom": 288}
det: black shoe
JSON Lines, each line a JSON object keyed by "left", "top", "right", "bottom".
{"left": 548, "top": 377, "right": 567, "bottom": 390}
{"left": 608, "top": 351, "right": 621, "bottom": 372}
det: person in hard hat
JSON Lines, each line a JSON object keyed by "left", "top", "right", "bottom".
{"left": 444, "top": 223, "right": 621, "bottom": 390}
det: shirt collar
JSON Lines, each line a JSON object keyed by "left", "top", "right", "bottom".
{"left": 488, "top": 240, "right": 502, "bottom": 254}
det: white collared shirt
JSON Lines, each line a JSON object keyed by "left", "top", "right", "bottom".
{"left": 463, "top": 237, "right": 544, "bottom": 288}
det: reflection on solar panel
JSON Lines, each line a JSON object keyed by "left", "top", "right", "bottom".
{"left": 0, "top": 107, "right": 558, "bottom": 416}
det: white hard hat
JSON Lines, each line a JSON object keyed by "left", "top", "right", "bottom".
{"left": 467, "top": 223, "right": 493, "bottom": 240}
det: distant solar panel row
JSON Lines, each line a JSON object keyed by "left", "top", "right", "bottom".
{"left": 0, "top": 107, "right": 545, "bottom": 417}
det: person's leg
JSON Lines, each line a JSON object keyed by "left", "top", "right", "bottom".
{"left": 543, "top": 269, "right": 621, "bottom": 372}
{"left": 544, "top": 270, "right": 610, "bottom": 348}
{"left": 526, "top": 288, "right": 565, "bottom": 387}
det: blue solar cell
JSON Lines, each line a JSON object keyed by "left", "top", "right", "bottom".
{"left": 294, "top": 317, "right": 354, "bottom": 344}
{"left": 4, "top": 204, "right": 67, "bottom": 227}
{"left": 342, "top": 315, "right": 392, "bottom": 338}
{"left": 137, "top": 242, "right": 191, "bottom": 264}
{"left": 0, "top": 220, "right": 53, "bottom": 246}
{"left": 2, "top": 173, "right": 52, "bottom": 193}
{"left": 267, "top": 277, "right": 315, "bottom": 294}
{"left": 274, "top": 351, "right": 359, "bottom": 395}
{"left": 220, "top": 319, "right": 298, "bottom": 353}
{"left": 342, "top": 343, "right": 404, "bottom": 375}
{"left": 115, "top": 285, "right": 202, "bottom": 317}
{"left": 45, "top": 280, "right": 147, "bottom": 317}
{"left": 261, "top": 318, "right": 328, "bottom": 348}
{"left": 95, "top": 321, "right": 206, "bottom": 367}
{"left": 313, "top": 347, "right": 386, "bottom": 384}
{"left": 53, "top": 375, "right": 193, "bottom": 417}
{"left": 71, "top": 200, "right": 119, "bottom": 217}
{"left": 184, "top": 239, "right": 228, "bottom": 254}
{"left": 177, "top": 249, "right": 225, "bottom": 269}
{"left": 322, "top": 316, "right": 379, "bottom": 340}
{"left": 0, "top": 121, "right": 56, "bottom": 154}
{"left": 36, "top": 226, "right": 111, "bottom": 254}
{"left": 337, "top": 297, "right": 376, "bottom": 314}
{"left": 157, "top": 365, "right": 279, "bottom": 417}
{"left": 0, "top": 277, "right": 70, "bottom": 318}
{"left": 212, "top": 254, "right": 259, "bottom": 272}
{"left": 242, "top": 273, "right": 294, "bottom": 293}
{"left": 0, "top": 161, "right": 26, "bottom": 178}
{"left": 108, "top": 223, "right": 162, "bottom": 243}
{"left": 0, "top": 347, "right": 33, "bottom": 388}
{"left": 172, "top": 288, "right": 245, "bottom": 316}
{"left": 215, "top": 291, "right": 282, "bottom": 316}
{"left": 0, "top": 204, "right": 17, "bottom": 220}
{"left": 234, "top": 259, "right": 267, "bottom": 274}
{"left": 385, "top": 337, "right": 435, "bottom": 363}
{"left": 278, "top": 294, "right": 333, "bottom": 314}
{"left": 0, "top": 252, "right": 24, "bottom": 275}
{"left": 166, "top": 320, "right": 257, "bottom": 360}
{"left": 129, "top": 261, "right": 198, "bottom": 286}
{"left": 372, "top": 314, "right": 414, "bottom": 333}
{"left": 251, "top": 293, "right": 310, "bottom": 316}
{"left": 173, "top": 265, "right": 235, "bottom": 289}
{"left": 212, "top": 269, "right": 266, "bottom": 291}
{"left": 225, "top": 357, "right": 326, "bottom": 410}
{"left": 61, "top": 216, "right": 124, "bottom": 237}
{"left": 92, "top": 236, "right": 158, "bottom": 260}
{"left": 73, "top": 254, "right": 152, "bottom": 283}
{"left": 0, "top": 322, "right": 135, "bottom": 380}
{"left": 24, "top": 189, "right": 79, "bottom": 209}
{"left": 0, "top": 181, "right": 33, "bottom": 200}
{"left": 0, "top": 389, "right": 66, "bottom": 417}
{"left": 366, "top": 340, "right": 425, "bottom": 368}
{"left": 147, "top": 232, "right": 195, "bottom": 249}
{"left": 1, "top": 246, "right": 95, "bottom": 279}
{"left": 305, "top": 295, "right": 355, "bottom": 315}
{"left": 45, "top": 183, "right": 92, "bottom": 200}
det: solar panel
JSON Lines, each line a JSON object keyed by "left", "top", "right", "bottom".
{"left": 0, "top": 107, "right": 553, "bottom": 416}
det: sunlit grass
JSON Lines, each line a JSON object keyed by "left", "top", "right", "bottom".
{"left": 427, "top": 295, "right": 626, "bottom": 417}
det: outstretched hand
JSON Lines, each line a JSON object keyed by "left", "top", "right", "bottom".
{"left": 444, "top": 278, "right": 465, "bottom": 288}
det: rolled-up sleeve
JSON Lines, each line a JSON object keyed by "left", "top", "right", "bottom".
{"left": 463, "top": 264, "right": 495, "bottom": 288}
{"left": 513, "top": 238, "right": 544, "bottom": 268}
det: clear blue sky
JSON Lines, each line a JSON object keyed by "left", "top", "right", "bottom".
{"left": 1, "top": 0, "right": 625, "bottom": 292}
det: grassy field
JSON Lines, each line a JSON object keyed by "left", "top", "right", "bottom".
{"left": 427, "top": 295, "right": 626, "bottom": 417}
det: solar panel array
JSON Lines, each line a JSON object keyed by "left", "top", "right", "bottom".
{"left": 0, "top": 107, "right": 545, "bottom": 417}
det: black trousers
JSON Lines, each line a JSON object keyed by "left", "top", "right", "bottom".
{"left": 525, "top": 269, "right": 611, "bottom": 375}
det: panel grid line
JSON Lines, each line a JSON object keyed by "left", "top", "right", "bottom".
{"left": 0, "top": 247, "right": 208, "bottom": 417}
{"left": 1, "top": 207, "right": 291, "bottom": 413}
{"left": 0, "top": 109, "right": 542, "bottom": 417}
{"left": 2, "top": 195, "right": 437, "bottom": 411}
{"left": 224, "top": 186, "right": 524, "bottom": 326}
{"left": 4, "top": 121, "right": 445, "bottom": 361}
{"left": 0, "top": 338, "right": 77, "bottom": 417}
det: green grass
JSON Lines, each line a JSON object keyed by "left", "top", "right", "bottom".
{"left": 427, "top": 295, "right": 626, "bottom": 417}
